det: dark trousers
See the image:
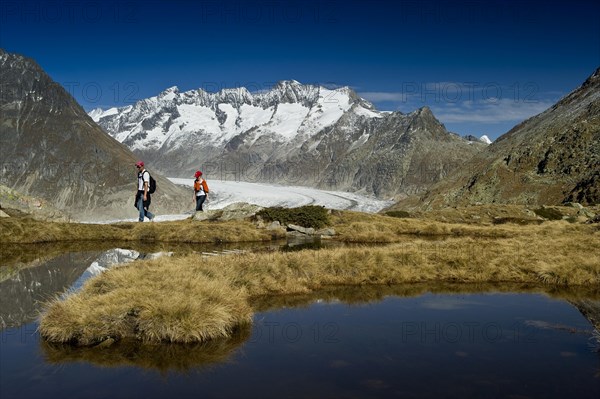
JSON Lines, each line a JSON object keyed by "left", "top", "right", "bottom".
{"left": 135, "top": 191, "right": 154, "bottom": 221}
{"left": 195, "top": 195, "right": 206, "bottom": 211}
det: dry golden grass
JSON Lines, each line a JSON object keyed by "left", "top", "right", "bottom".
{"left": 39, "top": 218, "right": 600, "bottom": 346}
{"left": 40, "top": 257, "right": 253, "bottom": 345}
{"left": 3, "top": 206, "right": 596, "bottom": 245}
{"left": 0, "top": 217, "right": 283, "bottom": 244}
{"left": 329, "top": 209, "right": 597, "bottom": 242}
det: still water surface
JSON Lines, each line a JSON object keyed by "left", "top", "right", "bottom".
{"left": 1, "top": 244, "right": 599, "bottom": 398}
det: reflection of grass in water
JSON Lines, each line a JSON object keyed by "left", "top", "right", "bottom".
{"left": 281, "top": 239, "right": 325, "bottom": 252}
{"left": 41, "top": 324, "right": 251, "bottom": 373}
{"left": 0, "top": 264, "right": 24, "bottom": 282}
{"left": 251, "top": 283, "right": 600, "bottom": 313}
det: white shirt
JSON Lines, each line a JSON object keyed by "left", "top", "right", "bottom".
{"left": 138, "top": 170, "right": 150, "bottom": 191}
{"left": 195, "top": 178, "right": 206, "bottom": 197}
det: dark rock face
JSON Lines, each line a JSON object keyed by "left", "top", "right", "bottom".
{"left": 0, "top": 50, "right": 188, "bottom": 220}
{"left": 399, "top": 68, "right": 600, "bottom": 209}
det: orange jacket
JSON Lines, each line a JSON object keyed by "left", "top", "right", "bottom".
{"left": 194, "top": 178, "right": 209, "bottom": 194}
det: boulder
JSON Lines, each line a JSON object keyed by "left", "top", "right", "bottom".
{"left": 287, "top": 224, "right": 315, "bottom": 235}
{"left": 192, "top": 202, "right": 263, "bottom": 221}
{"left": 315, "top": 228, "right": 336, "bottom": 237}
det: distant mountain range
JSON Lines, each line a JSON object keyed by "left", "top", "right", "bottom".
{"left": 2, "top": 47, "right": 596, "bottom": 220}
{"left": 91, "top": 81, "right": 486, "bottom": 198}
{"left": 0, "top": 49, "right": 188, "bottom": 221}
{"left": 394, "top": 67, "right": 600, "bottom": 209}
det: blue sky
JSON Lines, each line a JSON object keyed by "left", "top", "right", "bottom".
{"left": 1, "top": 0, "right": 599, "bottom": 141}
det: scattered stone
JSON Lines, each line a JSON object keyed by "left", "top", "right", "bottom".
{"left": 0, "top": 209, "right": 9, "bottom": 218}
{"left": 315, "top": 227, "right": 336, "bottom": 237}
{"left": 565, "top": 202, "right": 584, "bottom": 209}
{"left": 193, "top": 202, "right": 263, "bottom": 221}
{"left": 266, "top": 221, "right": 282, "bottom": 230}
{"left": 287, "top": 224, "right": 315, "bottom": 235}
{"left": 578, "top": 209, "right": 596, "bottom": 218}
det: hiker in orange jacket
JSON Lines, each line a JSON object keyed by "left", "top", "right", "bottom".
{"left": 193, "top": 170, "right": 209, "bottom": 211}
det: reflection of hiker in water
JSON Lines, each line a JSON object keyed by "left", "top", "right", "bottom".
{"left": 193, "top": 170, "right": 209, "bottom": 211}
{"left": 135, "top": 161, "right": 154, "bottom": 222}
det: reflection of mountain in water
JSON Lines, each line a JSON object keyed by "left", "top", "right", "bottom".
{"left": 0, "top": 252, "right": 99, "bottom": 329}
{"left": 1, "top": 242, "right": 261, "bottom": 330}
{"left": 67, "top": 248, "right": 141, "bottom": 293}
{"left": 0, "top": 248, "right": 147, "bottom": 329}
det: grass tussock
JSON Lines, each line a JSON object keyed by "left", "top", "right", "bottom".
{"left": 39, "top": 220, "right": 600, "bottom": 346}
{"left": 40, "top": 260, "right": 252, "bottom": 345}
{"left": 385, "top": 210, "right": 411, "bottom": 218}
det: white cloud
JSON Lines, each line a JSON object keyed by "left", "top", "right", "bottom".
{"left": 359, "top": 91, "right": 408, "bottom": 102}
{"left": 358, "top": 86, "right": 558, "bottom": 124}
{"left": 431, "top": 98, "right": 554, "bottom": 123}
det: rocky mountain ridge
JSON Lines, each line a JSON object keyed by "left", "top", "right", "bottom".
{"left": 393, "top": 67, "right": 600, "bottom": 209}
{"left": 93, "top": 81, "right": 486, "bottom": 198}
{"left": 0, "top": 49, "right": 189, "bottom": 221}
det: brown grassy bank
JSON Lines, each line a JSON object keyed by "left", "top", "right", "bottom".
{"left": 0, "top": 217, "right": 283, "bottom": 244}
{"left": 330, "top": 209, "right": 598, "bottom": 242}
{"left": 4, "top": 206, "right": 596, "bottom": 245}
{"left": 39, "top": 219, "right": 600, "bottom": 346}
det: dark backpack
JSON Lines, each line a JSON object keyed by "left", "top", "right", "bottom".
{"left": 148, "top": 174, "right": 157, "bottom": 194}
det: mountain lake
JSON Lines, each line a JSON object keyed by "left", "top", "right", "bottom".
{"left": 1, "top": 242, "right": 599, "bottom": 399}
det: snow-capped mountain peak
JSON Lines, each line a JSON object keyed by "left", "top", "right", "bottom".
{"left": 90, "top": 80, "right": 377, "bottom": 151}
{"left": 480, "top": 135, "right": 492, "bottom": 144}
{"left": 88, "top": 107, "right": 105, "bottom": 121}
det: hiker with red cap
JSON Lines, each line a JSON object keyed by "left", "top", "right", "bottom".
{"left": 193, "top": 170, "right": 209, "bottom": 211}
{"left": 135, "top": 161, "right": 155, "bottom": 222}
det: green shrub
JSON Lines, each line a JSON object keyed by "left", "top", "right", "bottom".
{"left": 492, "top": 217, "right": 543, "bottom": 225}
{"left": 256, "top": 206, "right": 330, "bottom": 229}
{"left": 533, "top": 207, "right": 563, "bottom": 220}
{"left": 385, "top": 210, "right": 410, "bottom": 218}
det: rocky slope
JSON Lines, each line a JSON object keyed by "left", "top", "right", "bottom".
{"left": 0, "top": 184, "right": 67, "bottom": 220}
{"left": 392, "top": 68, "right": 600, "bottom": 209}
{"left": 0, "top": 50, "right": 189, "bottom": 221}
{"left": 92, "top": 81, "right": 486, "bottom": 199}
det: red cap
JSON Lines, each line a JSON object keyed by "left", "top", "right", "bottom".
{"left": 135, "top": 161, "right": 144, "bottom": 168}
{"left": 194, "top": 170, "right": 202, "bottom": 178}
